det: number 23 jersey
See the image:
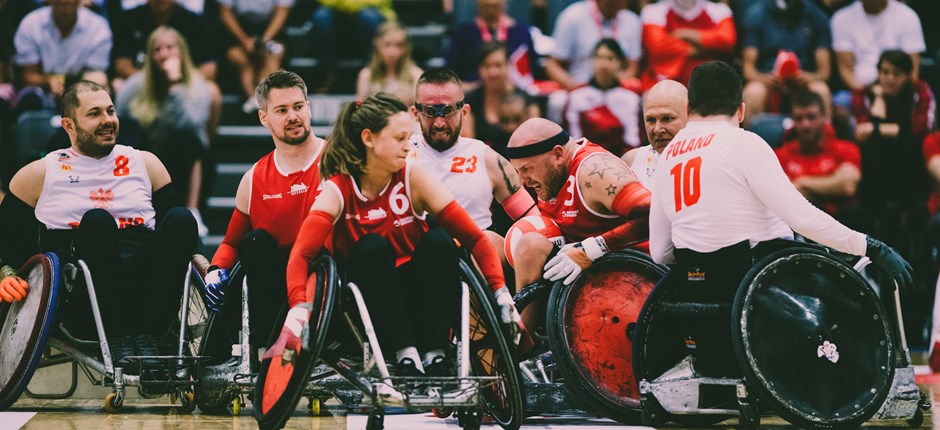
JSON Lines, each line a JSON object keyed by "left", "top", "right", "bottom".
{"left": 324, "top": 164, "right": 429, "bottom": 267}
{"left": 36, "top": 145, "right": 156, "bottom": 230}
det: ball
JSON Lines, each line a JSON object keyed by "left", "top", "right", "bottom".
{"left": 505, "top": 215, "right": 566, "bottom": 268}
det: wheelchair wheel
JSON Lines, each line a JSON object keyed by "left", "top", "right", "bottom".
{"left": 461, "top": 259, "right": 525, "bottom": 430}
{"left": 0, "top": 254, "right": 61, "bottom": 410}
{"left": 185, "top": 255, "right": 212, "bottom": 357}
{"left": 512, "top": 280, "right": 552, "bottom": 359}
{"left": 254, "top": 255, "right": 339, "bottom": 430}
{"left": 546, "top": 250, "right": 663, "bottom": 424}
{"left": 732, "top": 248, "right": 894, "bottom": 430}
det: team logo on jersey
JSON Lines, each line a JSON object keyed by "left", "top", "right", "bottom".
{"left": 60, "top": 163, "right": 72, "bottom": 172}
{"left": 345, "top": 213, "right": 360, "bottom": 220}
{"left": 366, "top": 208, "right": 388, "bottom": 221}
{"left": 289, "top": 182, "right": 309, "bottom": 196}
{"left": 393, "top": 216, "right": 414, "bottom": 228}
{"left": 69, "top": 175, "right": 80, "bottom": 183}
{"left": 89, "top": 188, "right": 114, "bottom": 209}
{"left": 263, "top": 193, "right": 283, "bottom": 200}
{"left": 562, "top": 210, "right": 579, "bottom": 218}
{"left": 58, "top": 152, "right": 70, "bottom": 161}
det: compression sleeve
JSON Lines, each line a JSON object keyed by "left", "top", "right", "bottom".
{"left": 0, "top": 193, "right": 39, "bottom": 268}
{"left": 210, "top": 209, "right": 252, "bottom": 270}
{"left": 500, "top": 188, "right": 538, "bottom": 221}
{"left": 285, "top": 210, "right": 335, "bottom": 307}
{"left": 152, "top": 184, "right": 182, "bottom": 227}
{"left": 435, "top": 200, "right": 506, "bottom": 292}
{"left": 600, "top": 181, "right": 651, "bottom": 251}
{"left": 739, "top": 134, "right": 867, "bottom": 255}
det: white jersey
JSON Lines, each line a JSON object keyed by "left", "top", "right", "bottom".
{"left": 36, "top": 145, "right": 156, "bottom": 231}
{"left": 629, "top": 145, "right": 659, "bottom": 189}
{"left": 408, "top": 135, "right": 494, "bottom": 229}
{"left": 648, "top": 120, "right": 866, "bottom": 264}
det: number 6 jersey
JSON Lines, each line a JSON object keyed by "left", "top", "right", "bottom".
{"left": 648, "top": 121, "right": 866, "bottom": 265}
{"left": 323, "top": 163, "right": 429, "bottom": 267}
{"left": 35, "top": 145, "right": 156, "bottom": 231}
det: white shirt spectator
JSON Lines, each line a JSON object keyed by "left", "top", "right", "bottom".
{"left": 14, "top": 6, "right": 112, "bottom": 75}
{"left": 122, "top": 0, "right": 205, "bottom": 15}
{"left": 551, "top": 0, "right": 642, "bottom": 84}
{"left": 218, "top": 0, "right": 295, "bottom": 24}
{"left": 831, "top": 0, "right": 925, "bottom": 87}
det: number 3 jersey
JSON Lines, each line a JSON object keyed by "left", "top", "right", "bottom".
{"left": 648, "top": 121, "right": 866, "bottom": 264}
{"left": 408, "top": 135, "right": 493, "bottom": 229}
{"left": 36, "top": 145, "right": 156, "bottom": 231}
{"left": 324, "top": 164, "right": 429, "bottom": 267}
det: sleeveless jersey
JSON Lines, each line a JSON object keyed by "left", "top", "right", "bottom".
{"left": 36, "top": 145, "right": 155, "bottom": 230}
{"left": 324, "top": 164, "right": 429, "bottom": 267}
{"left": 408, "top": 135, "right": 493, "bottom": 229}
{"left": 248, "top": 141, "right": 325, "bottom": 249}
{"left": 538, "top": 140, "right": 626, "bottom": 242}
{"left": 630, "top": 145, "right": 660, "bottom": 189}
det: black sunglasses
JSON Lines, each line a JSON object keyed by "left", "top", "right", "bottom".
{"left": 414, "top": 101, "right": 465, "bottom": 118}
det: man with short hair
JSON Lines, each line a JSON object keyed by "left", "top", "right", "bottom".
{"left": 0, "top": 81, "right": 197, "bottom": 374}
{"left": 622, "top": 79, "right": 688, "bottom": 188}
{"left": 409, "top": 68, "right": 537, "bottom": 264}
{"left": 774, "top": 91, "right": 861, "bottom": 221}
{"left": 649, "top": 60, "right": 910, "bottom": 299}
{"left": 200, "top": 70, "right": 326, "bottom": 365}
{"left": 506, "top": 118, "right": 651, "bottom": 293}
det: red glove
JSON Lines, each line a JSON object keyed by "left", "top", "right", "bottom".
{"left": 0, "top": 265, "right": 27, "bottom": 302}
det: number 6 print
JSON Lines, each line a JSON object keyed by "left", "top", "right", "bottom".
{"left": 670, "top": 156, "right": 702, "bottom": 212}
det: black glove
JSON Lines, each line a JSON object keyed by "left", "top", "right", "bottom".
{"left": 865, "top": 236, "right": 913, "bottom": 292}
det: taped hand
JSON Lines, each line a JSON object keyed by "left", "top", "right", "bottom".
{"left": 262, "top": 303, "right": 312, "bottom": 363}
{"left": 494, "top": 286, "right": 522, "bottom": 346}
{"left": 0, "top": 265, "right": 28, "bottom": 302}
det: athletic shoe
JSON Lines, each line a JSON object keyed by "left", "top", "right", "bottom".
{"left": 396, "top": 358, "right": 424, "bottom": 378}
{"left": 133, "top": 334, "right": 162, "bottom": 369}
{"left": 109, "top": 335, "right": 138, "bottom": 375}
{"left": 424, "top": 355, "right": 452, "bottom": 378}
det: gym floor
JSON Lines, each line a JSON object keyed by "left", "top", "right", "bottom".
{"left": 3, "top": 372, "right": 938, "bottom": 429}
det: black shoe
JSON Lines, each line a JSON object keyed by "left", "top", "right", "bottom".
{"left": 396, "top": 358, "right": 425, "bottom": 378}
{"left": 110, "top": 335, "right": 138, "bottom": 375}
{"left": 424, "top": 356, "right": 452, "bottom": 378}
{"left": 133, "top": 334, "right": 162, "bottom": 369}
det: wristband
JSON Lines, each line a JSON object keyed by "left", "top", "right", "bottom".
{"left": 581, "top": 236, "right": 608, "bottom": 261}
{"left": 0, "top": 265, "right": 17, "bottom": 279}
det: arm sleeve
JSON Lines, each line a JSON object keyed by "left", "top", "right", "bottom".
{"left": 152, "top": 184, "right": 182, "bottom": 228}
{"left": 285, "top": 210, "right": 335, "bottom": 307}
{"left": 210, "top": 209, "right": 251, "bottom": 270}
{"left": 648, "top": 181, "right": 675, "bottom": 264}
{"left": 642, "top": 23, "right": 691, "bottom": 79}
{"left": 830, "top": 11, "right": 852, "bottom": 53}
{"left": 910, "top": 82, "right": 935, "bottom": 141}
{"left": 13, "top": 21, "right": 40, "bottom": 66}
{"left": 737, "top": 133, "right": 867, "bottom": 255}
{"left": 0, "top": 193, "right": 39, "bottom": 268}
{"left": 697, "top": 16, "right": 736, "bottom": 53}
{"left": 435, "top": 200, "right": 506, "bottom": 292}
{"left": 85, "top": 23, "right": 112, "bottom": 71}
{"left": 600, "top": 181, "right": 651, "bottom": 251}
{"left": 550, "top": 9, "right": 576, "bottom": 61}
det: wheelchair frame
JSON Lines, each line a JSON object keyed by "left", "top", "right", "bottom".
{"left": 22, "top": 256, "right": 210, "bottom": 412}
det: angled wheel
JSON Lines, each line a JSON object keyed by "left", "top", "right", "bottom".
{"left": 254, "top": 255, "right": 339, "bottom": 430}
{"left": 461, "top": 259, "right": 525, "bottom": 430}
{"left": 732, "top": 249, "right": 894, "bottom": 430}
{"left": 0, "top": 253, "right": 61, "bottom": 410}
{"left": 546, "top": 250, "right": 663, "bottom": 424}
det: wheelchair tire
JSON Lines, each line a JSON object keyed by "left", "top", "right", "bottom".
{"left": 460, "top": 259, "right": 525, "bottom": 430}
{"left": 546, "top": 250, "right": 663, "bottom": 425}
{"left": 512, "top": 281, "right": 552, "bottom": 360}
{"left": 732, "top": 248, "right": 894, "bottom": 430}
{"left": 254, "top": 255, "right": 339, "bottom": 430}
{"left": 0, "top": 253, "right": 61, "bottom": 410}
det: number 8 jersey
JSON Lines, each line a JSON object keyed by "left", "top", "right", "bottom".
{"left": 35, "top": 145, "right": 156, "bottom": 231}
{"left": 324, "top": 164, "right": 429, "bottom": 267}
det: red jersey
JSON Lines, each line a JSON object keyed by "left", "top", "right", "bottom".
{"left": 924, "top": 132, "right": 940, "bottom": 215}
{"left": 775, "top": 136, "right": 860, "bottom": 215}
{"left": 325, "top": 165, "right": 429, "bottom": 266}
{"left": 539, "top": 140, "right": 647, "bottom": 253}
{"left": 248, "top": 145, "right": 324, "bottom": 249}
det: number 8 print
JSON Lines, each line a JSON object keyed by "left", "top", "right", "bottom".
{"left": 114, "top": 155, "right": 130, "bottom": 177}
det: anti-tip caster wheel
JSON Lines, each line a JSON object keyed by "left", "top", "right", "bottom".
{"left": 230, "top": 396, "right": 242, "bottom": 416}
{"left": 179, "top": 391, "right": 196, "bottom": 414}
{"left": 104, "top": 392, "right": 124, "bottom": 413}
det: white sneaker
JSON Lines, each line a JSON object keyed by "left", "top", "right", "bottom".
{"left": 241, "top": 97, "right": 259, "bottom": 115}
{"left": 189, "top": 207, "right": 209, "bottom": 238}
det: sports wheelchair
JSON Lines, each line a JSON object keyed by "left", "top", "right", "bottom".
{"left": 0, "top": 252, "right": 212, "bottom": 412}
{"left": 512, "top": 249, "right": 664, "bottom": 423}
{"left": 242, "top": 256, "right": 525, "bottom": 430}
{"left": 632, "top": 241, "right": 930, "bottom": 429}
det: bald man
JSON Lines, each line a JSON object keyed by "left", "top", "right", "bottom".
{"left": 622, "top": 80, "right": 689, "bottom": 188}
{"left": 506, "top": 118, "right": 652, "bottom": 292}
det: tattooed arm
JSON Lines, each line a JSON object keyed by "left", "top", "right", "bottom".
{"left": 487, "top": 147, "right": 538, "bottom": 220}
{"left": 576, "top": 153, "right": 651, "bottom": 251}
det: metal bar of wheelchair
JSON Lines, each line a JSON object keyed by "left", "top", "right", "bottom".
{"left": 345, "top": 281, "right": 392, "bottom": 380}
{"left": 459, "top": 281, "right": 470, "bottom": 391}
{"left": 319, "top": 349, "right": 376, "bottom": 399}
{"left": 659, "top": 302, "right": 729, "bottom": 316}
{"left": 77, "top": 259, "right": 115, "bottom": 377}
{"left": 854, "top": 256, "right": 913, "bottom": 368}
{"left": 239, "top": 275, "right": 252, "bottom": 375}
{"left": 177, "top": 262, "right": 193, "bottom": 360}
{"left": 25, "top": 359, "right": 78, "bottom": 399}
{"left": 46, "top": 336, "right": 140, "bottom": 387}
